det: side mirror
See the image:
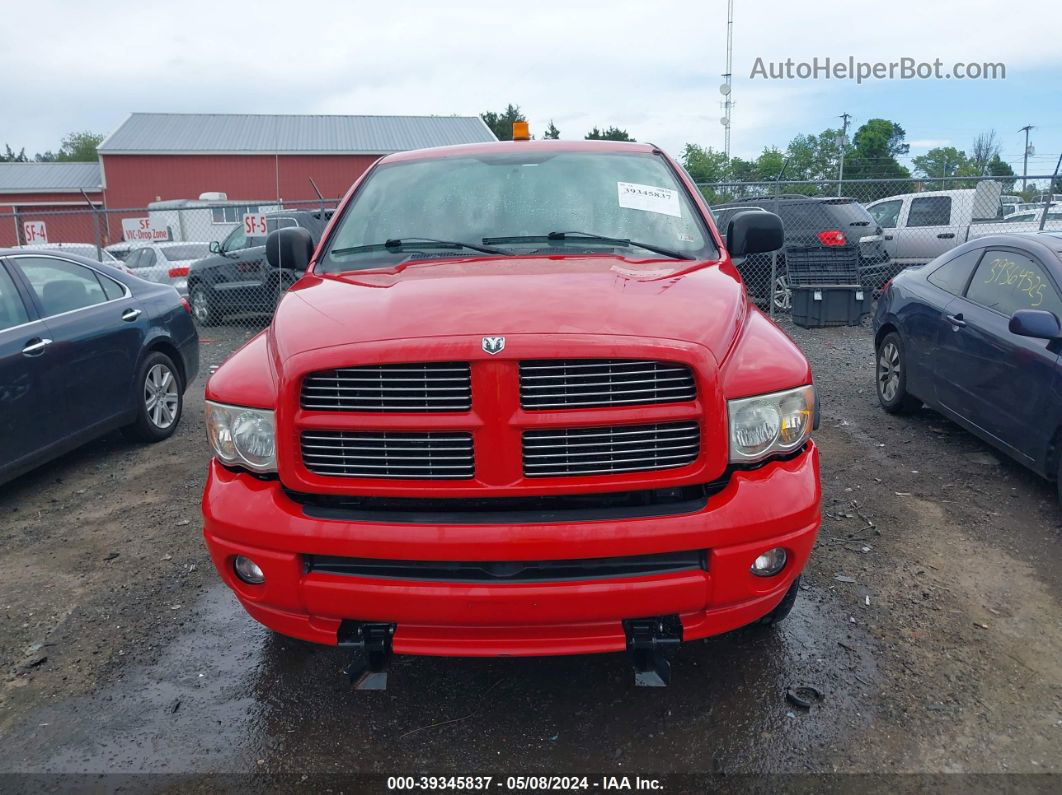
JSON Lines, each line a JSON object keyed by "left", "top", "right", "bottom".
{"left": 726, "top": 210, "right": 784, "bottom": 258}
{"left": 1009, "top": 309, "right": 1062, "bottom": 340}
{"left": 209, "top": 240, "right": 221, "bottom": 254}
{"left": 266, "top": 226, "right": 314, "bottom": 271}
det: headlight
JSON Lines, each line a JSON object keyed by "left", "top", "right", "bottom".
{"left": 728, "top": 385, "right": 815, "bottom": 463}
{"left": 206, "top": 402, "right": 276, "bottom": 473}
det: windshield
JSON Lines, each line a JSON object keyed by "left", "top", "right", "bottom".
{"left": 319, "top": 150, "right": 716, "bottom": 272}
{"left": 161, "top": 244, "right": 211, "bottom": 261}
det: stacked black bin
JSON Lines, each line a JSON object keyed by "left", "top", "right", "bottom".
{"left": 786, "top": 247, "right": 871, "bottom": 328}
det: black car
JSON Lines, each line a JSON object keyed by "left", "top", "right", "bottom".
{"left": 187, "top": 209, "right": 333, "bottom": 325}
{"left": 873, "top": 232, "right": 1062, "bottom": 499}
{"left": 0, "top": 249, "right": 198, "bottom": 485}
{"left": 714, "top": 195, "right": 894, "bottom": 311}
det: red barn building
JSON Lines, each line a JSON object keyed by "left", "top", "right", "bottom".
{"left": 0, "top": 162, "right": 105, "bottom": 247}
{"left": 96, "top": 113, "right": 496, "bottom": 243}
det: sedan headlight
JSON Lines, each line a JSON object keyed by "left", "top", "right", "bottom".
{"left": 728, "top": 385, "right": 815, "bottom": 463}
{"left": 206, "top": 402, "right": 276, "bottom": 473}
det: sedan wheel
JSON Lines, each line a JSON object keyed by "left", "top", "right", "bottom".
{"left": 878, "top": 341, "right": 901, "bottom": 402}
{"left": 145, "top": 363, "right": 179, "bottom": 429}
{"left": 875, "top": 331, "right": 921, "bottom": 414}
{"left": 123, "top": 351, "right": 184, "bottom": 442}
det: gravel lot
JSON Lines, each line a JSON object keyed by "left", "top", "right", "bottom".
{"left": 0, "top": 313, "right": 1060, "bottom": 782}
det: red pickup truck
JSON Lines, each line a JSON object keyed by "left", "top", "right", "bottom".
{"left": 202, "top": 139, "right": 820, "bottom": 687}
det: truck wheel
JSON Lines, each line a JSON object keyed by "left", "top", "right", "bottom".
{"left": 876, "top": 331, "right": 921, "bottom": 414}
{"left": 191, "top": 285, "right": 221, "bottom": 326}
{"left": 123, "top": 351, "right": 184, "bottom": 442}
{"left": 753, "top": 576, "right": 801, "bottom": 628}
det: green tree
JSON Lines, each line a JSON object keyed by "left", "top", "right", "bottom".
{"left": 585, "top": 126, "right": 634, "bottom": 142}
{"left": 480, "top": 104, "right": 526, "bottom": 141}
{"left": 0, "top": 144, "right": 28, "bottom": 162}
{"left": 755, "top": 147, "right": 786, "bottom": 181}
{"left": 543, "top": 120, "right": 560, "bottom": 140}
{"left": 681, "top": 144, "right": 728, "bottom": 183}
{"left": 841, "top": 119, "right": 912, "bottom": 198}
{"left": 56, "top": 131, "right": 105, "bottom": 161}
{"left": 912, "top": 146, "right": 972, "bottom": 184}
{"left": 785, "top": 129, "right": 843, "bottom": 187}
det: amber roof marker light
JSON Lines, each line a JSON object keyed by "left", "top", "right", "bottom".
{"left": 512, "top": 122, "right": 531, "bottom": 141}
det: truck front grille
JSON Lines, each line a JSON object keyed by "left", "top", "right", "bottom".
{"left": 301, "top": 362, "right": 471, "bottom": 412}
{"left": 307, "top": 549, "right": 706, "bottom": 583}
{"left": 301, "top": 431, "right": 474, "bottom": 479}
{"left": 522, "top": 421, "right": 700, "bottom": 478}
{"left": 519, "top": 359, "right": 696, "bottom": 409}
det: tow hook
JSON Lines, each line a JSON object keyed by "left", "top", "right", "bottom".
{"left": 338, "top": 621, "right": 396, "bottom": 690}
{"left": 623, "top": 615, "right": 683, "bottom": 687}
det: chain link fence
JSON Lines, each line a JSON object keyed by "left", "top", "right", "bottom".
{"left": 696, "top": 174, "right": 1062, "bottom": 319}
{"left": 0, "top": 198, "right": 340, "bottom": 326}
{"left": 3, "top": 174, "right": 1060, "bottom": 329}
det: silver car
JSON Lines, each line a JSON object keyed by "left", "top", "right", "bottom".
{"left": 16, "top": 242, "right": 126, "bottom": 268}
{"left": 125, "top": 242, "right": 212, "bottom": 295}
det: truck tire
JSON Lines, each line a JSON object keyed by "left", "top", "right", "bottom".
{"left": 752, "top": 576, "right": 801, "bottom": 628}
{"left": 123, "top": 351, "right": 184, "bottom": 442}
{"left": 190, "top": 285, "right": 221, "bottom": 326}
{"left": 876, "top": 331, "right": 922, "bottom": 414}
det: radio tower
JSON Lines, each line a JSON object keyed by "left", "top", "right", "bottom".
{"left": 721, "top": 0, "right": 734, "bottom": 160}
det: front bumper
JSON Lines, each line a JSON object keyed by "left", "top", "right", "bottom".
{"left": 202, "top": 442, "right": 820, "bottom": 656}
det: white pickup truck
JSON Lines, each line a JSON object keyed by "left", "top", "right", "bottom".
{"left": 865, "top": 182, "right": 1062, "bottom": 267}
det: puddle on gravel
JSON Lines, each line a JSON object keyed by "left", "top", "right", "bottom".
{"left": 0, "top": 581, "right": 878, "bottom": 774}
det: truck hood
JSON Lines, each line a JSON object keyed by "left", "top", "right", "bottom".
{"left": 270, "top": 255, "right": 746, "bottom": 361}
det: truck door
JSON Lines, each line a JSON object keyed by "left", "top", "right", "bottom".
{"left": 895, "top": 195, "right": 956, "bottom": 265}
{"left": 867, "top": 198, "right": 902, "bottom": 259}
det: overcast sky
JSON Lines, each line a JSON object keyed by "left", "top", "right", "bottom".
{"left": 4, "top": 0, "right": 1062, "bottom": 175}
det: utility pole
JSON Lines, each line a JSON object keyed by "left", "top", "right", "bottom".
{"left": 1019, "top": 124, "right": 1034, "bottom": 193}
{"left": 837, "top": 112, "right": 851, "bottom": 196}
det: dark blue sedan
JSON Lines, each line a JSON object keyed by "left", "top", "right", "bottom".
{"left": 873, "top": 232, "right": 1062, "bottom": 499}
{"left": 0, "top": 248, "right": 198, "bottom": 485}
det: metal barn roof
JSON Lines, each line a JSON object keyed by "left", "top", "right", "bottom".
{"left": 0, "top": 162, "right": 103, "bottom": 193}
{"left": 99, "top": 113, "right": 497, "bottom": 155}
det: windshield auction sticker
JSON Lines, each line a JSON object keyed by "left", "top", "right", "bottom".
{"left": 617, "top": 182, "right": 681, "bottom": 217}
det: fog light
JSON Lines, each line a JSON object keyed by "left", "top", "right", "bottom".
{"left": 751, "top": 547, "right": 787, "bottom": 577}
{"left": 233, "top": 556, "right": 265, "bottom": 584}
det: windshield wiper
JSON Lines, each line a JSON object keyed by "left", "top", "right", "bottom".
{"left": 331, "top": 237, "right": 512, "bottom": 257}
{"left": 483, "top": 231, "right": 692, "bottom": 260}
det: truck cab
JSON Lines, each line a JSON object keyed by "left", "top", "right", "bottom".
{"left": 866, "top": 181, "right": 1003, "bottom": 268}
{"left": 200, "top": 139, "right": 821, "bottom": 686}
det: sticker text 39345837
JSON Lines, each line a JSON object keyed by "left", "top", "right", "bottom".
{"left": 617, "top": 182, "right": 681, "bottom": 218}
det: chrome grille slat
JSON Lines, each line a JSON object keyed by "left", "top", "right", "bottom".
{"left": 524, "top": 444, "right": 698, "bottom": 460}
{"left": 524, "top": 435, "right": 699, "bottom": 450}
{"left": 522, "top": 422, "right": 700, "bottom": 478}
{"left": 519, "top": 359, "right": 695, "bottom": 410}
{"left": 301, "top": 431, "right": 474, "bottom": 479}
{"left": 521, "top": 360, "right": 660, "bottom": 370}
{"left": 301, "top": 362, "right": 471, "bottom": 412}
{"left": 523, "top": 427, "right": 696, "bottom": 441}
{"left": 520, "top": 373, "right": 692, "bottom": 383}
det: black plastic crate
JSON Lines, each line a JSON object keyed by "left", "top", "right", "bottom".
{"left": 791, "top": 285, "right": 871, "bottom": 328}
{"left": 785, "top": 246, "right": 860, "bottom": 286}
